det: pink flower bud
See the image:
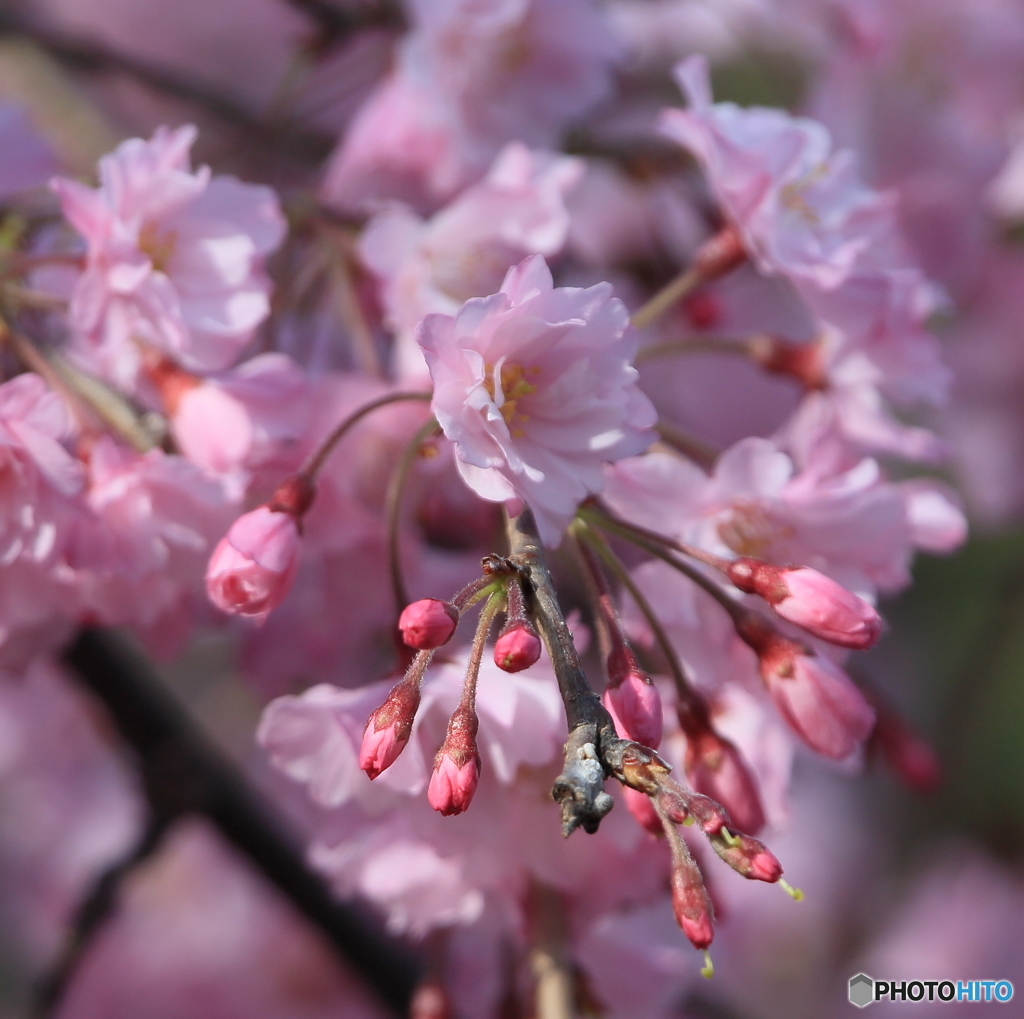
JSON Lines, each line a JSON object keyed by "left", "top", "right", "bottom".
{"left": 671, "top": 863, "right": 715, "bottom": 950}
{"left": 684, "top": 729, "right": 766, "bottom": 835}
{"left": 758, "top": 639, "right": 876, "bottom": 759}
{"left": 710, "top": 829, "right": 783, "bottom": 883}
{"left": 727, "top": 559, "right": 881, "bottom": 650}
{"left": 693, "top": 224, "right": 746, "bottom": 282}
{"left": 359, "top": 678, "right": 421, "bottom": 779}
{"left": 206, "top": 506, "right": 300, "bottom": 619}
{"left": 427, "top": 753, "right": 480, "bottom": 816}
{"left": 427, "top": 704, "right": 480, "bottom": 816}
{"left": 602, "top": 649, "right": 663, "bottom": 747}
{"left": 623, "top": 786, "right": 663, "bottom": 836}
{"left": 493, "top": 622, "right": 542, "bottom": 672}
{"left": 398, "top": 599, "right": 459, "bottom": 650}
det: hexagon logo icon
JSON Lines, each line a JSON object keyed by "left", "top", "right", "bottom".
{"left": 849, "top": 973, "right": 874, "bottom": 1008}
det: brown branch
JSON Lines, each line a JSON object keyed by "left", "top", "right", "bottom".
{"left": 504, "top": 508, "right": 617, "bottom": 835}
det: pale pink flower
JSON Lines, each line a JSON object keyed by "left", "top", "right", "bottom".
{"left": 359, "top": 143, "right": 583, "bottom": 380}
{"left": 205, "top": 505, "right": 301, "bottom": 619}
{"left": 170, "top": 353, "right": 311, "bottom": 499}
{"left": 53, "top": 125, "right": 286, "bottom": 385}
{"left": 0, "top": 373, "right": 84, "bottom": 567}
{"left": 419, "top": 255, "right": 656, "bottom": 545}
{"left": 659, "top": 55, "right": 904, "bottom": 293}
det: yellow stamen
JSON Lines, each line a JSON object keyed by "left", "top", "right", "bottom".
{"left": 701, "top": 951, "right": 715, "bottom": 979}
{"left": 779, "top": 878, "right": 805, "bottom": 901}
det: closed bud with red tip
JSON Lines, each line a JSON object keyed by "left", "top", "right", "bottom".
{"left": 727, "top": 558, "right": 881, "bottom": 650}
{"left": 602, "top": 647, "right": 664, "bottom": 748}
{"left": 494, "top": 621, "right": 542, "bottom": 672}
{"left": 399, "top": 598, "right": 459, "bottom": 650}
{"left": 359, "top": 676, "right": 421, "bottom": 779}
{"left": 670, "top": 854, "right": 715, "bottom": 950}
{"left": 427, "top": 704, "right": 480, "bottom": 816}
{"left": 709, "top": 828, "right": 783, "bottom": 883}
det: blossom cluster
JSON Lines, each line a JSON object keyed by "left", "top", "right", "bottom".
{"left": 2, "top": 0, "right": 1019, "bottom": 1014}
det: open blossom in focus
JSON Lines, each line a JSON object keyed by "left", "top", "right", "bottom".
{"left": 360, "top": 143, "right": 583, "bottom": 380}
{"left": 420, "top": 255, "right": 656, "bottom": 545}
{"left": 321, "top": 0, "right": 617, "bottom": 212}
{"left": 52, "top": 125, "right": 286, "bottom": 386}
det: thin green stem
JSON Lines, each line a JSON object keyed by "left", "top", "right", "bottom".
{"left": 299, "top": 390, "right": 432, "bottom": 482}
{"left": 385, "top": 417, "right": 441, "bottom": 612}
{"left": 630, "top": 267, "right": 702, "bottom": 331}
{"left": 653, "top": 420, "right": 720, "bottom": 471}
{"left": 635, "top": 336, "right": 753, "bottom": 365}
{"left": 573, "top": 521, "right": 703, "bottom": 715}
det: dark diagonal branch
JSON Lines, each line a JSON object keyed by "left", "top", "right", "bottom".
{"left": 54, "top": 627, "right": 419, "bottom": 1017}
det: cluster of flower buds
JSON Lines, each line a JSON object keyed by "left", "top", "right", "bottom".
{"left": 359, "top": 557, "right": 547, "bottom": 815}
{"left": 610, "top": 741, "right": 791, "bottom": 968}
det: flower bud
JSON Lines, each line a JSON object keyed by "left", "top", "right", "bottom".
{"left": 872, "top": 708, "right": 942, "bottom": 795}
{"left": 427, "top": 704, "right": 480, "bottom": 816}
{"left": 757, "top": 638, "right": 876, "bottom": 759}
{"left": 727, "top": 558, "right": 881, "bottom": 650}
{"left": 493, "top": 622, "right": 542, "bottom": 672}
{"left": 206, "top": 505, "right": 300, "bottom": 619}
{"left": 399, "top": 598, "right": 459, "bottom": 650}
{"left": 602, "top": 649, "right": 663, "bottom": 748}
{"left": 671, "top": 858, "right": 715, "bottom": 950}
{"left": 623, "top": 786, "right": 663, "bottom": 836}
{"left": 693, "top": 224, "right": 746, "bottom": 282}
{"left": 709, "top": 828, "right": 782, "bottom": 883}
{"left": 684, "top": 727, "right": 766, "bottom": 835}
{"left": 359, "top": 677, "right": 421, "bottom": 779}
{"left": 746, "top": 334, "right": 826, "bottom": 389}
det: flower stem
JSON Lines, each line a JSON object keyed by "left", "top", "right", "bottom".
{"left": 630, "top": 266, "right": 702, "bottom": 331}
{"left": 299, "top": 390, "right": 432, "bottom": 483}
{"left": 385, "top": 417, "right": 441, "bottom": 612}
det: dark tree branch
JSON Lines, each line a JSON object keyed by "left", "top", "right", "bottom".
{"left": 56, "top": 627, "right": 419, "bottom": 1017}
{"left": 504, "top": 509, "right": 617, "bottom": 835}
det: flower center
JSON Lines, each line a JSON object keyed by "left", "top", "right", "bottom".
{"left": 779, "top": 163, "right": 830, "bottom": 224}
{"left": 717, "top": 502, "right": 791, "bottom": 559}
{"left": 483, "top": 361, "right": 540, "bottom": 438}
{"left": 138, "top": 222, "right": 178, "bottom": 273}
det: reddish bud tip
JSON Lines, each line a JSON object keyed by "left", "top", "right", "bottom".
{"left": 747, "top": 334, "right": 827, "bottom": 389}
{"left": 206, "top": 506, "right": 301, "bottom": 619}
{"left": 603, "top": 657, "right": 664, "bottom": 748}
{"left": 683, "top": 291, "right": 721, "bottom": 330}
{"left": 399, "top": 599, "right": 459, "bottom": 650}
{"left": 359, "top": 679, "right": 421, "bottom": 779}
{"left": 671, "top": 866, "right": 715, "bottom": 950}
{"left": 493, "top": 623, "right": 542, "bottom": 672}
{"left": 711, "top": 829, "right": 783, "bottom": 883}
{"left": 267, "top": 473, "right": 317, "bottom": 518}
{"left": 693, "top": 224, "right": 747, "bottom": 282}
{"left": 623, "top": 786, "right": 663, "bottom": 836}
{"left": 872, "top": 710, "right": 942, "bottom": 795}
{"left": 427, "top": 704, "right": 480, "bottom": 816}
{"left": 427, "top": 753, "right": 480, "bottom": 816}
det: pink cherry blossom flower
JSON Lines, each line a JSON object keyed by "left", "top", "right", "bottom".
{"left": 419, "top": 255, "right": 656, "bottom": 545}
{"left": 206, "top": 505, "right": 301, "bottom": 620}
{"left": 427, "top": 752, "right": 480, "bottom": 816}
{"left": 53, "top": 125, "right": 286, "bottom": 386}
{"left": 659, "top": 55, "right": 905, "bottom": 294}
